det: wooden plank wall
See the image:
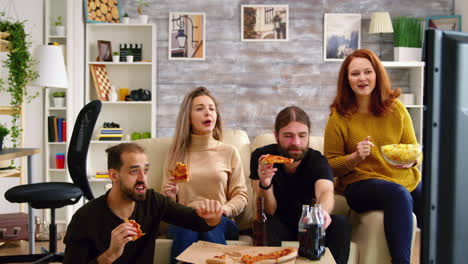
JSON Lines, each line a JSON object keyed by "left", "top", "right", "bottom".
{"left": 119, "top": 0, "right": 453, "bottom": 139}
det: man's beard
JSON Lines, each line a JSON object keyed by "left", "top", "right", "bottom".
{"left": 278, "top": 144, "right": 308, "bottom": 161}
{"left": 120, "top": 181, "right": 146, "bottom": 202}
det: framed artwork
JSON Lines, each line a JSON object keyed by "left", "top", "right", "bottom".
{"left": 84, "top": 0, "right": 121, "bottom": 23}
{"left": 90, "top": 64, "right": 111, "bottom": 101}
{"left": 426, "top": 15, "right": 462, "bottom": 32}
{"left": 97, "top": 40, "right": 112, "bottom": 62}
{"left": 324, "top": 13, "right": 361, "bottom": 61}
{"left": 168, "top": 12, "right": 206, "bottom": 60}
{"left": 241, "top": 5, "right": 289, "bottom": 41}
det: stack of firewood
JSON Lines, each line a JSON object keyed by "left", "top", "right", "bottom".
{"left": 0, "top": 31, "right": 9, "bottom": 52}
{"left": 86, "top": 0, "right": 120, "bottom": 23}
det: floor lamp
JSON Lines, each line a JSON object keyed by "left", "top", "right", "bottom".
{"left": 369, "top": 12, "right": 394, "bottom": 59}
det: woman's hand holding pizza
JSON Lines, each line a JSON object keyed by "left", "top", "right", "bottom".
{"left": 257, "top": 155, "right": 278, "bottom": 188}
{"left": 161, "top": 176, "right": 178, "bottom": 201}
{"left": 196, "top": 199, "right": 223, "bottom": 226}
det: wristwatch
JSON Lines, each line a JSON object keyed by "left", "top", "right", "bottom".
{"left": 259, "top": 181, "right": 272, "bottom": 190}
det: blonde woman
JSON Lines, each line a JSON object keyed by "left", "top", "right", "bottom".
{"left": 161, "top": 86, "right": 248, "bottom": 264}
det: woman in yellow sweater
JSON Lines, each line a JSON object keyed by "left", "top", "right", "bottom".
{"left": 161, "top": 86, "right": 248, "bottom": 264}
{"left": 324, "top": 49, "right": 422, "bottom": 264}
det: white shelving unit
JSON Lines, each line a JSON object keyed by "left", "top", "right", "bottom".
{"left": 382, "top": 61, "right": 425, "bottom": 143}
{"left": 43, "top": 0, "right": 72, "bottom": 229}
{"left": 85, "top": 24, "right": 157, "bottom": 197}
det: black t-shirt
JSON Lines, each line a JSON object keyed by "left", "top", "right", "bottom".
{"left": 63, "top": 189, "right": 213, "bottom": 264}
{"left": 250, "top": 144, "right": 334, "bottom": 229}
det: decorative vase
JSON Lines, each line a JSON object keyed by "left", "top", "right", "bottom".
{"left": 113, "top": 55, "right": 119, "bottom": 62}
{"left": 394, "top": 47, "right": 422, "bottom": 62}
{"left": 126, "top": 55, "right": 134, "bottom": 63}
{"left": 53, "top": 97, "right": 65, "bottom": 107}
{"left": 121, "top": 17, "right": 130, "bottom": 24}
{"left": 54, "top": 26, "right": 65, "bottom": 36}
{"left": 109, "top": 85, "right": 118, "bottom": 102}
{"left": 137, "top": 15, "right": 148, "bottom": 24}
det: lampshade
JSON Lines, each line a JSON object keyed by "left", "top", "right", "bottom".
{"left": 32, "top": 45, "right": 68, "bottom": 88}
{"left": 369, "top": 12, "right": 394, "bottom": 34}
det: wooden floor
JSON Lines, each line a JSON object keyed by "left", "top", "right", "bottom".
{"left": 0, "top": 231, "right": 421, "bottom": 263}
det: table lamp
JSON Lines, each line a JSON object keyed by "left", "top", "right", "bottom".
{"left": 369, "top": 12, "right": 394, "bottom": 59}
{"left": 32, "top": 44, "right": 68, "bottom": 88}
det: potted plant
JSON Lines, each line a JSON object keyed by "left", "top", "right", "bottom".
{"left": 126, "top": 49, "right": 134, "bottom": 63}
{"left": 121, "top": 13, "right": 130, "bottom": 24}
{"left": 393, "top": 16, "right": 423, "bottom": 61}
{"left": 54, "top": 16, "right": 65, "bottom": 36}
{"left": 0, "top": 123, "right": 9, "bottom": 151}
{"left": 113, "top": 51, "right": 119, "bottom": 62}
{"left": 135, "top": 0, "right": 149, "bottom": 24}
{"left": 52, "top": 91, "right": 66, "bottom": 107}
{"left": 1, "top": 15, "right": 39, "bottom": 148}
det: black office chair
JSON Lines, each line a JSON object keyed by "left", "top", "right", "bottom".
{"left": 0, "top": 100, "right": 101, "bottom": 263}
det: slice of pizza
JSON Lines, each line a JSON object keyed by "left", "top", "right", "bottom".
{"left": 170, "top": 162, "right": 189, "bottom": 182}
{"left": 261, "top": 154, "right": 294, "bottom": 165}
{"left": 124, "top": 218, "right": 146, "bottom": 241}
{"left": 240, "top": 248, "right": 297, "bottom": 264}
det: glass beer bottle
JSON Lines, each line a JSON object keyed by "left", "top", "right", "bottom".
{"left": 253, "top": 196, "right": 268, "bottom": 246}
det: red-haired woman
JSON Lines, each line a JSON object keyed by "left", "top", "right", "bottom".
{"left": 324, "top": 49, "right": 422, "bottom": 264}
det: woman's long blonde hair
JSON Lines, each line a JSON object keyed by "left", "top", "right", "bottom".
{"left": 166, "top": 86, "right": 223, "bottom": 171}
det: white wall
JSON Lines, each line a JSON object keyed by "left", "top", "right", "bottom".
{"left": 455, "top": 0, "right": 468, "bottom": 32}
{"left": 0, "top": 0, "right": 44, "bottom": 213}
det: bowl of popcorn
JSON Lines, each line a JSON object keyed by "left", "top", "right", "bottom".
{"left": 381, "top": 144, "right": 422, "bottom": 167}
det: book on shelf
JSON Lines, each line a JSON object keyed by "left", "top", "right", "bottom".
{"left": 53, "top": 117, "right": 58, "bottom": 142}
{"left": 57, "top": 118, "right": 63, "bottom": 142}
{"left": 48, "top": 116, "right": 67, "bottom": 142}
{"left": 48, "top": 116, "right": 55, "bottom": 142}
{"left": 62, "top": 120, "right": 67, "bottom": 142}
{"left": 95, "top": 172, "right": 109, "bottom": 178}
{"left": 98, "top": 135, "right": 123, "bottom": 141}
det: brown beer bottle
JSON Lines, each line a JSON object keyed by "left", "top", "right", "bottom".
{"left": 252, "top": 196, "right": 268, "bottom": 246}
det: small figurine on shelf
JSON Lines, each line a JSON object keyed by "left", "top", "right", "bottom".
{"left": 109, "top": 85, "right": 118, "bottom": 102}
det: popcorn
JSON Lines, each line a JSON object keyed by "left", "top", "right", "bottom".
{"left": 381, "top": 144, "right": 422, "bottom": 166}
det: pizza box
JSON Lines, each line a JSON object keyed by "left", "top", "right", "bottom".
{"left": 176, "top": 241, "right": 297, "bottom": 264}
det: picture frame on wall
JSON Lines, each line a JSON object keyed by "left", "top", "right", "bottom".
{"left": 323, "top": 13, "right": 361, "bottom": 61}
{"left": 241, "top": 5, "right": 289, "bottom": 41}
{"left": 97, "top": 40, "right": 112, "bottom": 62}
{"left": 84, "top": 0, "right": 121, "bottom": 23}
{"left": 426, "top": 15, "right": 462, "bottom": 32}
{"left": 168, "top": 12, "right": 206, "bottom": 60}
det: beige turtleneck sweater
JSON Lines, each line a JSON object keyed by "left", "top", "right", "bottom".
{"left": 163, "top": 133, "right": 248, "bottom": 218}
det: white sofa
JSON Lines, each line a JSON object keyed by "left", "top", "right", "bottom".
{"left": 136, "top": 130, "right": 415, "bottom": 264}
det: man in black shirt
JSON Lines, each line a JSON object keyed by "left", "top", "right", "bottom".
{"left": 64, "top": 143, "right": 223, "bottom": 264}
{"left": 250, "top": 106, "right": 351, "bottom": 264}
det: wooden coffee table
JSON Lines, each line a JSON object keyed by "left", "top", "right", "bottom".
{"left": 281, "top": 241, "right": 335, "bottom": 263}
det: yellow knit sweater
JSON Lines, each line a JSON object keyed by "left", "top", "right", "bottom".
{"left": 162, "top": 133, "right": 248, "bottom": 218}
{"left": 324, "top": 100, "right": 421, "bottom": 193}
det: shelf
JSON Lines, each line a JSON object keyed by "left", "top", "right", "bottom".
{"left": 382, "top": 61, "right": 425, "bottom": 68}
{"left": 48, "top": 142, "right": 67, "bottom": 145}
{"left": 88, "top": 61, "right": 152, "bottom": 65}
{"left": 87, "top": 24, "right": 152, "bottom": 28}
{"left": 49, "top": 169, "right": 67, "bottom": 172}
{"left": 49, "top": 107, "right": 67, "bottom": 110}
{"left": 48, "top": 35, "right": 66, "bottom": 39}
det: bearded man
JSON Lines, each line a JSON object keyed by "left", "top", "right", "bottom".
{"left": 64, "top": 143, "right": 223, "bottom": 264}
{"left": 250, "top": 106, "right": 351, "bottom": 264}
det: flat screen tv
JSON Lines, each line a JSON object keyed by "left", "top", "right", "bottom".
{"left": 422, "top": 29, "right": 468, "bottom": 264}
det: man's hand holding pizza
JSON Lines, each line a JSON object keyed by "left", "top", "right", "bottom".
{"left": 257, "top": 155, "right": 278, "bottom": 188}
{"left": 97, "top": 221, "right": 138, "bottom": 264}
{"left": 196, "top": 199, "right": 224, "bottom": 227}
